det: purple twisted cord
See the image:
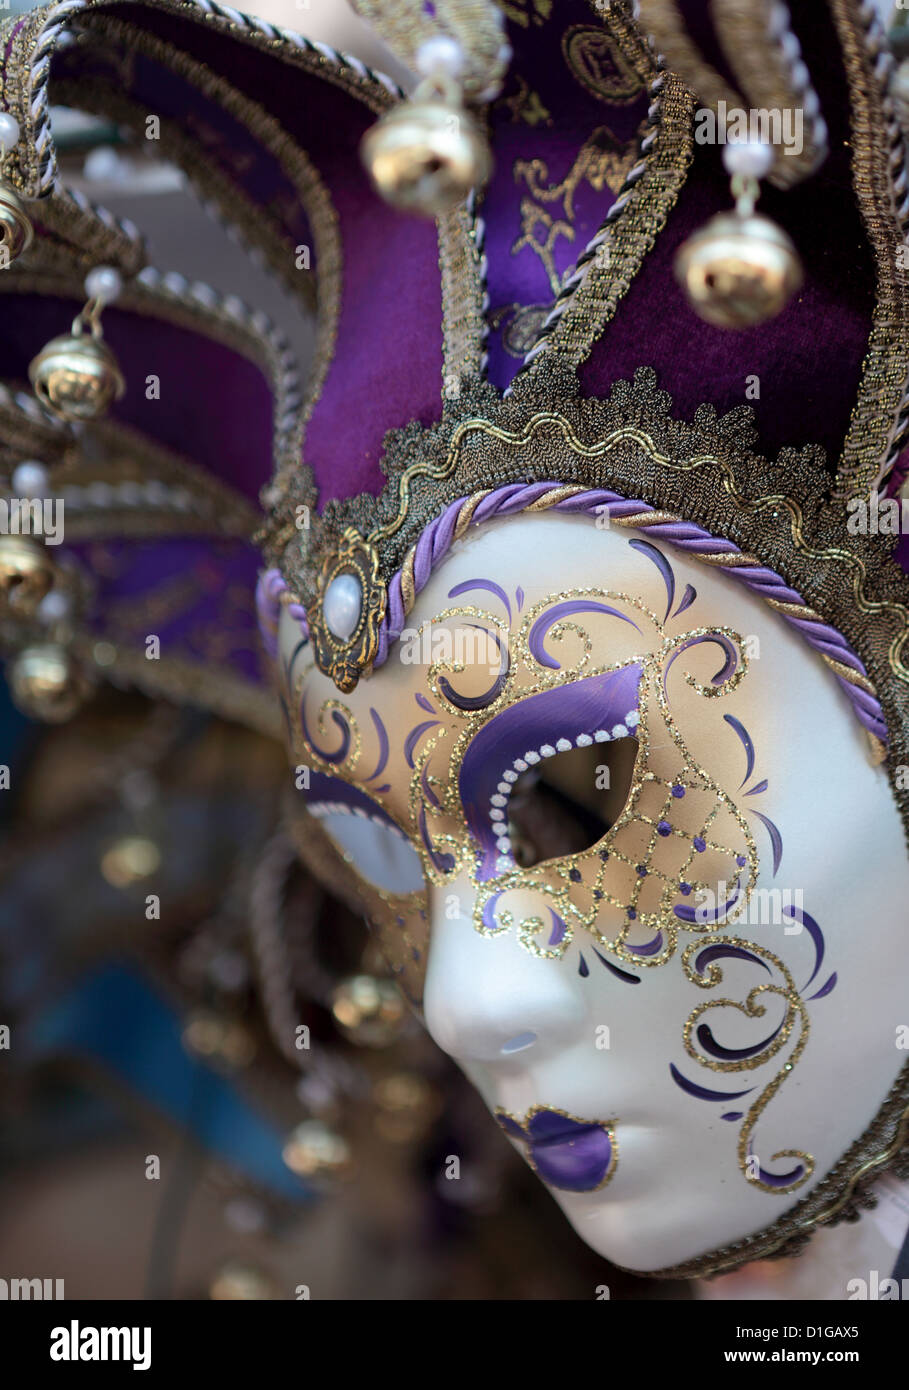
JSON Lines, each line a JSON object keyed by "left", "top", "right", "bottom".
{"left": 368, "top": 484, "right": 887, "bottom": 744}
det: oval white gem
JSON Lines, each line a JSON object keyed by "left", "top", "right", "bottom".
{"left": 323, "top": 572, "right": 362, "bottom": 640}
{"left": 539, "top": 744, "right": 555, "bottom": 758}
{"left": 556, "top": 738, "right": 571, "bottom": 752}
{"left": 612, "top": 724, "right": 628, "bottom": 738}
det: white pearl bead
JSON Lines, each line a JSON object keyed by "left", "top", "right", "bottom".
{"left": 723, "top": 139, "right": 774, "bottom": 180}
{"left": 84, "top": 265, "right": 123, "bottom": 305}
{"left": 12, "top": 460, "right": 49, "bottom": 496}
{"left": 415, "top": 35, "right": 465, "bottom": 80}
{"left": 323, "top": 573, "right": 362, "bottom": 641}
{"left": 0, "top": 111, "right": 20, "bottom": 156}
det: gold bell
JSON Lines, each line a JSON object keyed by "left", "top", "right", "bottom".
{"left": 29, "top": 314, "right": 125, "bottom": 422}
{"left": 282, "top": 1120, "right": 353, "bottom": 1180}
{"left": 675, "top": 142, "right": 802, "bottom": 330}
{"left": 0, "top": 181, "right": 33, "bottom": 264}
{"left": 674, "top": 211, "right": 802, "bottom": 330}
{"left": 0, "top": 534, "right": 56, "bottom": 614}
{"left": 330, "top": 973, "right": 406, "bottom": 1048}
{"left": 8, "top": 643, "right": 92, "bottom": 722}
{"left": 361, "top": 74, "right": 491, "bottom": 217}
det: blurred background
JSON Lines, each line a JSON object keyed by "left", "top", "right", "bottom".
{"left": 2, "top": 0, "right": 902, "bottom": 1302}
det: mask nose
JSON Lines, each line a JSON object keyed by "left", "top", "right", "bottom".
{"left": 423, "top": 876, "right": 584, "bottom": 1065}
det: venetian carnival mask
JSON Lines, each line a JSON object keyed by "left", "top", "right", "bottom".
{"left": 2, "top": 0, "right": 909, "bottom": 1280}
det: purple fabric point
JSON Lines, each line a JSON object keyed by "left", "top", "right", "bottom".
{"left": 679, "top": 882, "right": 691, "bottom": 895}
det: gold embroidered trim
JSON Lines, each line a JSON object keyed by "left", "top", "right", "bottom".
{"left": 829, "top": 0, "right": 909, "bottom": 501}
{"left": 348, "top": 0, "right": 508, "bottom": 99}
{"left": 438, "top": 200, "right": 489, "bottom": 393}
{"left": 521, "top": 69, "right": 695, "bottom": 377}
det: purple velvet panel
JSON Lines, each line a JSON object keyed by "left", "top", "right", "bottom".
{"left": 0, "top": 294, "right": 274, "bottom": 502}
{"left": 87, "top": 4, "right": 444, "bottom": 507}
{"left": 486, "top": 0, "right": 650, "bottom": 389}
{"left": 71, "top": 536, "right": 265, "bottom": 685}
{"left": 578, "top": 3, "right": 874, "bottom": 469}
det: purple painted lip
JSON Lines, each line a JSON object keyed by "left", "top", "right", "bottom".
{"left": 495, "top": 1108, "right": 615, "bottom": 1193}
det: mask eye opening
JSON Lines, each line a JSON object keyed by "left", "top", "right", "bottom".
{"left": 506, "top": 736, "right": 639, "bottom": 870}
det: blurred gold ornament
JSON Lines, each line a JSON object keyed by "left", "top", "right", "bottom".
{"left": 29, "top": 316, "right": 124, "bottom": 422}
{"left": 209, "top": 1262, "right": 278, "bottom": 1301}
{"left": 100, "top": 834, "right": 161, "bottom": 888}
{"left": 282, "top": 1119, "right": 353, "bottom": 1180}
{"left": 373, "top": 1071, "right": 440, "bottom": 1144}
{"left": 9, "top": 643, "right": 91, "bottom": 722}
{"left": 675, "top": 212, "right": 802, "bottom": 329}
{"left": 331, "top": 973, "right": 405, "bottom": 1047}
{"left": 183, "top": 1011, "right": 257, "bottom": 1067}
{"left": 0, "top": 182, "right": 33, "bottom": 263}
{"left": 361, "top": 75, "right": 491, "bottom": 217}
{"left": 0, "top": 534, "right": 56, "bottom": 614}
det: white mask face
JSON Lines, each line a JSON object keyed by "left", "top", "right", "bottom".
{"left": 278, "top": 513, "right": 909, "bottom": 1273}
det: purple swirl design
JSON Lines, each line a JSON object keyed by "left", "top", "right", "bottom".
{"left": 548, "top": 909, "right": 569, "bottom": 948}
{"left": 404, "top": 719, "right": 439, "bottom": 768}
{"left": 808, "top": 972, "right": 837, "bottom": 1000}
{"left": 694, "top": 943, "right": 772, "bottom": 976}
{"left": 696, "top": 1019, "right": 784, "bottom": 1062}
{"left": 447, "top": 577, "right": 511, "bottom": 622}
{"left": 418, "top": 805, "right": 455, "bottom": 874}
{"left": 627, "top": 929, "right": 664, "bottom": 957}
{"left": 482, "top": 893, "right": 503, "bottom": 931}
{"left": 750, "top": 810, "right": 784, "bottom": 877}
{"left": 437, "top": 626, "right": 509, "bottom": 710}
{"left": 673, "top": 583, "right": 698, "bottom": 618}
{"left": 663, "top": 631, "right": 739, "bottom": 695}
{"left": 674, "top": 882, "right": 741, "bottom": 925}
{"left": 528, "top": 601, "right": 641, "bottom": 669}
{"left": 300, "top": 698, "right": 351, "bottom": 765}
{"left": 755, "top": 1158, "right": 807, "bottom": 1189}
{"left": 723, "top": 714, "right": 755, "bottom": 787}
{"left": 593, "top": 947, "right": 640, "bottom": 985}
{"left": 365, "top": 707, "right": 389, "bottom": 782}
{"left": 670, "top": 1064, "right": 755, "bottom": 1103}
{"left": 782, "top": 904, "right": 831, "bottom": 995}
{"left": 628, "top": 538, "right": 675, "bottom": 621}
